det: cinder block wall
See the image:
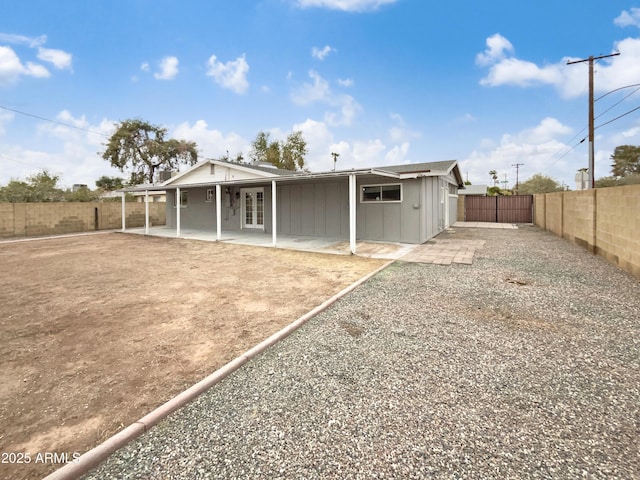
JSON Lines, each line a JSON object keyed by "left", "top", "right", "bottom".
{"left": 595, "top": 185, "right": 640, "bottom": 279}
{"left": 457, "top": 196, "right": 465, "bottom": 222}
{"left": 544, "top": 192, "right": 563, "bottom": 238}
{"left": 535, "top": 184, "right": 640, "bottom": 279}
{"left": 0, "top": 202, "right": 166, "bottom": 238}
{"left": 562, "top": 190, "right": 595, "bottom": 251}
{"left": 534, "top": 195, "right": 546, "bottom": 229}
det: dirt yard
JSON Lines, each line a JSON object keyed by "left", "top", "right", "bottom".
{"left": 0, "top": 233, "right": 386, "bottom": 480}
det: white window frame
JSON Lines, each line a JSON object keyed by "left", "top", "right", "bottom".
{"left": 360, "top": 183, "right": 403, "bottom": 203}
{"left": 173, "top": 190, "right": 188, "bottom": 207}
{"left": 206, "top": 188, "right": 215, "bottom": 202}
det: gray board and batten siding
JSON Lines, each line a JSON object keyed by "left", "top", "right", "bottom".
{"left": 165, "top": 173, "right": 459, "bottom": 244}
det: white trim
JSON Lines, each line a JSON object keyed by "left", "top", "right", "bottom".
{"left": 144, "top": 190, "right": 149, "bottom": 234}
{"left": 360, "top": 183, "right": 403, "bottom": 203}
{"left": 241, "top": 187, "right": 265, "bottom": 230}
{"left": 121, "top": 192, "right": 126, "bottom": 231}
{"left": 176, "top": 187, "right": 181, "bottom": 237}
{"left": 349, "top": 174, "right": 357, "bottom": 254}
{"left": 216, "top": 184, "right": 222, "bottom": 241}
{"left": 272, "top": 180, "right": 277, "bottom": 247}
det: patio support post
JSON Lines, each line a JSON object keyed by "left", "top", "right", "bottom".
{"left": 121, "top": 192, "right": 126, "bottom": 231}
{"left": 272, "top": 180, "right": 277, "bottom": 247}
{"left": 349, "top": 173, "right": 357, "bottom": 254}
{"left": 176, "top": 187, "right": 181, "bottom": 238}
{"left": 144, "top": 190, "right": 149, "bottom": 234}
{"left": 215, "top": 184, "right": 222, "bottom": 241}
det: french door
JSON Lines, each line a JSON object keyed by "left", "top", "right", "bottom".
{"left": 241, "top": 187, "right": 264, "bottom": 229}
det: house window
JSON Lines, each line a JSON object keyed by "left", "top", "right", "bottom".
{"left": 361, "top": 184, "right": 402, "bottom": 203}
{"left": 173, "top": 190, "right": 188, "bottom": 207}
{"left": 206, "top": 189, "right": 215, "bottom": 202}
{"left": 210, "top": 164, "right": 215, "bottom": 175}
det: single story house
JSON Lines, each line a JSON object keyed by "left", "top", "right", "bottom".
{"left": 120, "top": 158, "right": 464, "bottom": 253}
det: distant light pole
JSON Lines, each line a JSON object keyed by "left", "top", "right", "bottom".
{"left": 331, "top": 152, "right": 340, "bottom": 171}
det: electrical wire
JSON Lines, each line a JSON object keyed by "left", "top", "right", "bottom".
{"left": 0, "top": 105, "right": 110, "bottom": 137}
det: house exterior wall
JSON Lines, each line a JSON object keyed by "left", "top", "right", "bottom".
{"left": 422, "top": 176, "right": 441, "bottom": 241}
{"left": 357, "top": 178, "right": 422, "bottom": 244}
{"left": 163, "top": 172, "right": 458, "bottom": 244}
{"left": 277, "top": 181, "right": 349, "bottom": 238}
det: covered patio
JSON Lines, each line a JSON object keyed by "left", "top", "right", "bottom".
{"left": 122, "top": 225, "right": 417, "bottom": 260}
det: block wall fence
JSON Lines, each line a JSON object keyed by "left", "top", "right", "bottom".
{"left": 0, "top": 202, "right": 166, "bottom": 238}
{"left": 535, "top": 184, "right": 640, "bottom": 279}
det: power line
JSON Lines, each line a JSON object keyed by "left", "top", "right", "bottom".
{"left": 0, "top": 105, "right": 110, "bottom": 137}
{"left": 567, "top": 52, "right": 621, "bottom": 188}
{"left": 595, "top": 104, "right": 640, "bottom": 130}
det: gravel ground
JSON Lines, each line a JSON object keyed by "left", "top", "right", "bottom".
{"left": 84, "top": 225, "right": 640, "bottom": 480}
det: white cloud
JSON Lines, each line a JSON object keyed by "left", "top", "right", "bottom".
{"left": 459, "top": 117, "right": 576, "bottom": 187}
{"left": 312, "top": 45, "right": 334, "bottom": 60}
{"left": 1, "top": 110, "right": 121, "bottom": 187}
{"left": 294, "top": 0, "right": 398, "bottom": 12}
{"left": 337, "top": 77, "right": 353, "bottom": 87}
{"left": 476, "top": 33, "right": 640, "bottom": 99}
{"left": 0, "top": 33, "right": 72, "bottom": 84}
{"left": 154, "top": 56, "right": 179, "bottom": 80}
{"left": 37, "top": 47, "right": 72, "bottom": 70}
{"left": 206, "top": 54, "right": 250, "bottom": 94}
{"left": 0, "top": 46, "right": 50, "bottom": 85}
{"left": 614, "top": 8, "right": 640, "bottom": 28}
{"left": 475, "top": 33, "right": 514, "bottom": 67}
{"left": 0, "top": 33, "right": 47, "bottom": 47}
{"left": 388, "top": 112, "right": 420, "bottom": 142}
{"left": 140, "top": 62, "right": 150, "bottom": 72}
{"left": 291, "top": 70, "right": 361, "bottom": 126}
{"left": 172, "top": 120, "right": 247, "bottom": 159}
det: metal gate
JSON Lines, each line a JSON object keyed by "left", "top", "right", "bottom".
{"left": 464, "top": 195, "right": 533, "bottom": 223}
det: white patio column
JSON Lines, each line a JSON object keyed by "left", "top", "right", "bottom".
{"left": 349, "top": 173, "right": 357, "bottom": 254}
{"left": 121, "top": 191, "right": 126, "bottom": 231}
{"left": 144, "top": 190, "right": 149, "bottom": 234}
{"left": 176, "top": 187, "right": 181, "bottom": 238}
{"left": 272, "top": 180, "right": 277, "bottom": 247}
{"left": 216, "top": 184, "right": 222, "bottom": 241}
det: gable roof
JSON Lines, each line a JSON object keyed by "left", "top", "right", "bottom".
{"left": 121, "top": 159, "right": 464, "bottom": 191}
{"left": 161, "top": 158, "right": 299, "bottom": 187}
{"left": 375, "top": 160, "right": 464, "bottom": 187}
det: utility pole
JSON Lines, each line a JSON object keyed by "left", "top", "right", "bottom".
{"left": 331, "top": 152, "right": 339, "bottom": 171}
{"left": 512, "top": 163, "right": 523, "bottom": 195}
{"left": 567, "top": 52, "right": 620, "bottom": 189}
{"left": 501, "top": 173, "right": 509, "bottom": 190}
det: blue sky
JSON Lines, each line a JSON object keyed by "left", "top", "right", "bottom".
{"left": 1, "top": 0, "right": 640, "bottom": 189}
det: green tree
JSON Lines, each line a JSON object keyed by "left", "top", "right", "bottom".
{"left": 0, "top": 180, "right": 32, "bottom": 202}
{"left": 0, "top": 170, "right": 64, "bottom": 202}
{"left": 102, "top": 119, "right": 198, "bottom": 185}
{"left": 610, "top": 145, "right": 640, "bottom": 177}
{"left": 95, "top": 176, "right": 124, "bottom": 191}
{"left": 516, "top": 174, "right": 563, "bottom": 194}
{"left": 596, "top": 173, "right": 640, "bottom": 188}
{"left": 249, "top": 130, "right": 307, "bottom": 171}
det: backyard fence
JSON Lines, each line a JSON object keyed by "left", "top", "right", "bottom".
{"left": 463, "top": 195, "right": 533, "bottom": 223}
{"left": 535, "top": 184, "right": 640, "bottom": 279}
{"left": 0, "top": 202, "right": 166, "bottom": 239}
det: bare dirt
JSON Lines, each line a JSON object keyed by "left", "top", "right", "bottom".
{"left": 0, "top": 233, "right": 387, "bottom": 480}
